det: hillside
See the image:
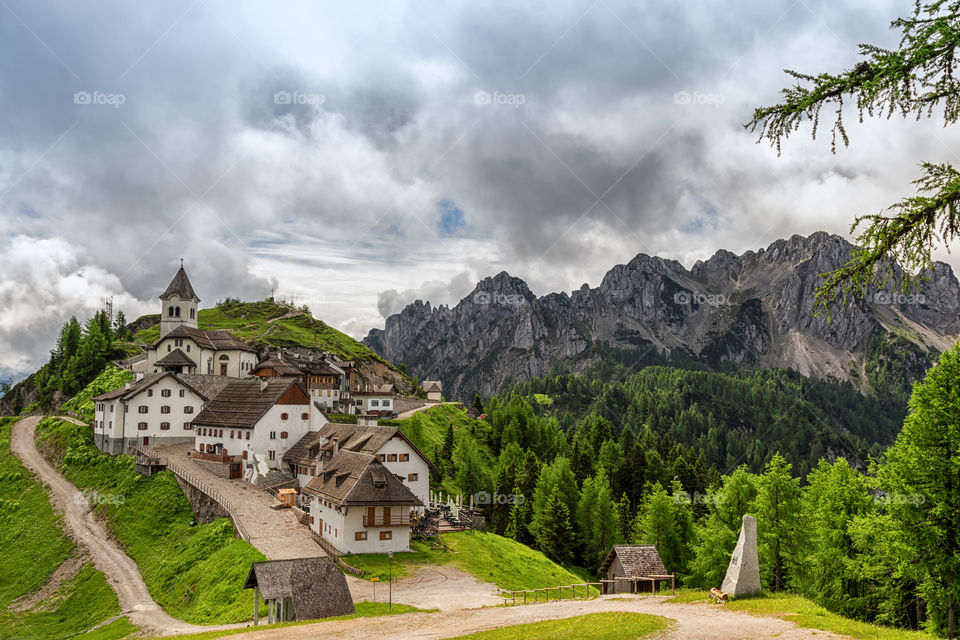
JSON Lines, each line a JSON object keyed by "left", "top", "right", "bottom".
{"left": 364, "top": 232, "right": 956, "bottom": 402}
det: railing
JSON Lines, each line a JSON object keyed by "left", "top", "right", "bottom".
{"left": 499, "top": 582, "right": 602, "bottom": 605}
{"left": 362, "top": 514, "right": 412, "bottom": 527}
{"left": 134, "top": 445, "right": 250, "bottom": 542}
{"left": 192, "top": 451, "right": 240, "bottom": 463}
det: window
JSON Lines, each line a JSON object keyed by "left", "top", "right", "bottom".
{"left": 138, "top": 406, "right": 148, "bottom": 414}
{"left": 175, "top": 307, "right": 181, "bottom": 317}
{"left": 281, "top": 413, "right": 289, "bottom": 420}
{"left": 138, "top": 422, "right": 148, "bottom": 430}
{"left": 400, "top": 453, "right": 409, "bottom": 462}
{"left": 268, "top": 450, "right": 276, "bottom": 460}
{"left": 161, "top": 389, "right": 170, "bottom": 397}
{"left": 269, "top": 431, "right": 277, "bottom": 440}
{"left": 230, "top": 430, "right": 235, "bottom": 439}
{"left": 161, "top": 406, "right": 171, "bottom": 414}
{"left": 370, "top": 399, "right": 379, "bottom": 407}
{"left": 388, "top": 454, "right": 397, "bottom": 462}
{"left": 310, "top": 468, "right": 315, "bottom": 476}
{"left": 186, "top": 345, "right": 190, "bottom": 352}
{"left": 380, "top": 531, "right": 392, "bottom": 541}
{"left": 355, "top": 531, "right": 368, "bottom": 541}
{"left": 378, "top": 454, "right": 386, "bottom": 461}
{"left": 184, "top": 406, "right": 194, "bottom": 414}
{"left": 160, "top": 422, "right": 170, "bottom": 430}
{"left": 190, "top": 308, "right": 195, "bottom": 319}
{"left": 183, "top": 422, "right": 192, "bottom": 430}
{"left": 245, "top": 432, "right": 250, "bottom": 440}
{"left": 179, "top": 389, "right": 185, "bottom": 398}
{"left": 110, "top": 404, "right": 114, "bottom": 412}
{"left": 301, "top": 412, "right": 309, "bottom": 420}
{"left": 408, "top": 473, "right": 418, "bottom": 482}
{"left": 280, "top": 431, "right": 288, "bottom": 439}
{"left": 167, "top": 344, "right": 171, "bottom": 352}
{"left": 147, "top": 389, "right": 153, "bottom": 397}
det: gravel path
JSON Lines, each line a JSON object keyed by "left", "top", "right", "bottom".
{"left": 153, "top": 443, "right": 325, "bottom": 560}
{"left": 345, "top": 564, "right": 503, "bottom": 611}
{"left": 10, "top": 417, "right": 245, "bottom": 636}
{"left": 203, "top": 595, "right": 851, "bottom": 640}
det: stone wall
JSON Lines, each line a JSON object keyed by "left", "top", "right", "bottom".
{"left": 174, "top": 476, "right": 230, "bottom": 524}
{"left": 191, "top": 457, "right": 231, "bottom": 479}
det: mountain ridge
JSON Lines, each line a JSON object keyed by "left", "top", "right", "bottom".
{"left": 364, "top": 232, "right": 959, "bottom": 401}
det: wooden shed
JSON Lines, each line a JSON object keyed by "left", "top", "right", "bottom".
{"left": 599, "top": 544, "right": 675, "bottom": 595}
{"left": 244, "top": 557, "right": 354, "bottom": 623}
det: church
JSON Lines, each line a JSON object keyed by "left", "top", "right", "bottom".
{"left": 137, "top": 265, "right": 258, "bottom": 377}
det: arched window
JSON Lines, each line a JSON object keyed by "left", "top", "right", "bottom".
{"left": 219, "top": 354, "right": 229, "bottom": 360}
{"left": 175, "top": 307, "right": 181, "bottom": 317}
{"left": 168, "top": 306, "right": 174, "bottom": 316}
{"left": 190, "top": 308, "right": 195, "bottom": 319}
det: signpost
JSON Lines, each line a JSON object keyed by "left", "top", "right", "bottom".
{"left": 370, "top": 577, "right": 379, "bottom": 604}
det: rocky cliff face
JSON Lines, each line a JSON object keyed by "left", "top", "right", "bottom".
{"left": 364, "top": 232, "right": 960, "bottom": 401}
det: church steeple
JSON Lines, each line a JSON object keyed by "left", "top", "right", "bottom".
{"left": 159, "top": 262, "right": 200, "bottom": 338}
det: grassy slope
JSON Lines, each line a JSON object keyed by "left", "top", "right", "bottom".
{"left": 344, "top": 531, "right": 596, "bottom": 593}
{"left": 0, "top": 416, "right": 134, "bottom": 639}
{"left": 131, "top": 300, "right": 384, "bottom": 363}
{"left": 59, "top": 365, "right": 135, "bottom": 421}
{"left": 669, "top": 591, "right": 934, "bottom": 640}
{"left": 450, "top": 612, "right": 669, "bottom": 640}
{"left": 34, "top": 416, "right": 266, "bottom": 624}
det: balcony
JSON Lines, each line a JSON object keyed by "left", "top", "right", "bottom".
{"left": 362, "top": 514, "right": 411, "bottom": 527}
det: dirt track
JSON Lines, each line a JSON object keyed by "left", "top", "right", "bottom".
{"left": 9, "top": 417, "right": 244, "bottom": 636}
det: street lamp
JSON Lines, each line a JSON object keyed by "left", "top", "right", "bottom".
{"left": 388, "top": 551, "right": 393, "bottom": 611}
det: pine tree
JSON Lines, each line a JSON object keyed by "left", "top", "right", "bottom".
{"left": 537, "top": 486, "right": 574, "bottom": 565}
{"left": 754, "top": 453, "right": 803, "bottom": 591}
{"left": 530, "top": 456, "right": 579, "bottom": 541}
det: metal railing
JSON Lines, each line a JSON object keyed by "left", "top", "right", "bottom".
{"left": 134, "top": 445, "right": 250, "bottom": 542}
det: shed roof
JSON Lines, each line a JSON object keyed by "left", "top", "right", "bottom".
{"left": 243, "top": 557, "right": 354, "bottom": 620}
{"left": 193, "top": 378, "right": 308, "bottom": 429}
{"left": 599, "top": 545, "right": 668, "bottom": 578}
{"left": 302, "top": 451, "right": 422, "bottom": 507}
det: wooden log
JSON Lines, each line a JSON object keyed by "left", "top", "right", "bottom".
{"left": 710, "top": 587, "right": 728, "bottom": 603}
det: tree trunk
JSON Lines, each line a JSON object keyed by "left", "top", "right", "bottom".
{"left": 948, "top": 575, "right": 956, "bottom": 639}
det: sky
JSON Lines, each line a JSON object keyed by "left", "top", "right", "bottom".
{"left": 2, "top": 0, "right": 959, "bottom": 381}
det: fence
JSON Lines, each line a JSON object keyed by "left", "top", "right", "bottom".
{"left": 499, "top": 582, "right": 602, "bottom": 605}
{"left": 134, "top": 445, "right": 250, "bottom": 542}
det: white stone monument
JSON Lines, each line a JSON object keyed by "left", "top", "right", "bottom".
{"left": 721, "top": 514, "right": 761, "bottom": 598}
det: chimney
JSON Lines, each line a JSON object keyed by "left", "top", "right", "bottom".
{"left": 260, "top": 378, "right": 268, "bottom": 393}
{"left": 332, "top": 438, "right": 339, "bottom": 457}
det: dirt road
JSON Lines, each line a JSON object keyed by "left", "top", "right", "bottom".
{"left": 209, "top": 595, "right": 850, "bottom": 640}
{"left": 345, "top": 564, "right": 502, "bottom": 611}
{"left": 10, "top": 417, "right": 243, "bottom": 636}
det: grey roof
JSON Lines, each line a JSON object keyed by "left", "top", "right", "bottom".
{"left": 149, "top": 325, "right": 257, "bottom": 353}
{"left": 253, "top": 354, "right": 305, "bottom": 377}
{"left": 422, "top": 380, "right": 442, "bottom": 392}
{"left": 178, "top": 374, "right": 234, "bottom": 400}
{"left": 160, "top": 266, "right": 200, "bottom": 301}
{"left": 243, "top": 557, "right": 354, "bottom": 620}
{"left": 599, "top": 545, "right": 669, "bottom": 577}
{"left": 354, "top": 383, "right": 396, "bottom": 396}
{"left": 92, "top": 372, "right": 213, "bottom": 403}
{"left": 154, "top": 348, "right": 195, "bottom": 367}
{"left": 302, "top": 451, "right": 422, "bottom": 507}
{"left": 284, "top": 422, "right": 436, "bottom": 472}
{"left": 193, "top": 378, "right": 308, "bottom": 429}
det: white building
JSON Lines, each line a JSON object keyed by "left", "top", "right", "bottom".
{"left": 352, "top": 384, "right": 397, "bottom": 416}
{"left": 422, "top": 381, "right": 443, "bottom": 402}
{"left": 302, "top": 450, "right": 422, "bottom": 554}
{"left": 92, "top": 373, "right": 231, "bottom": 454}
{"left": 191, "top": 378, "right": 312, "bottom": 468}
{"left": 138, "top": 265, "right": 258, "bottom": 377}
{"left": 282, "top": 422, "right": 434, "bottom": 508}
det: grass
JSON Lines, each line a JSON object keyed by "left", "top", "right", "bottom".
{"left": 344, "top": 531, "right": 599, "bottom": 594}
{"left": 449, "top": 612, "right": 670, "bottom": 639}
{"left": 59, "top": 365, "right": 134, "bottom": 421}
{"left": 34, "top": 416, "right": 266, "bottom": 624}
{"left": 667, "top": 590, "right": 934, "bottom": 640}
{"left": 151, "top": 601, "right": 433, "bottom": 640}
{"left": 0, "top": 416, "right": 136, "bottom": 639}
{"left": 130, "top": 299, "right": 391, "bottom": 365}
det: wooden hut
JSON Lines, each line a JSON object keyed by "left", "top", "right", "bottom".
{"left": 244, "top": 557, "right": 354, "bottom": 623}
{"left": 599, "top": 545, "right": 675, "bottom": 595}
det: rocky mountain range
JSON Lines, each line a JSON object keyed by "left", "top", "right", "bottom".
{"left": 364, "top": 232, "right": 960, "bottom": 401}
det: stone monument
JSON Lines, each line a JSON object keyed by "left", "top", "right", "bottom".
{"left": 721, "top": 514, "right": 761, "bottom": 598}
